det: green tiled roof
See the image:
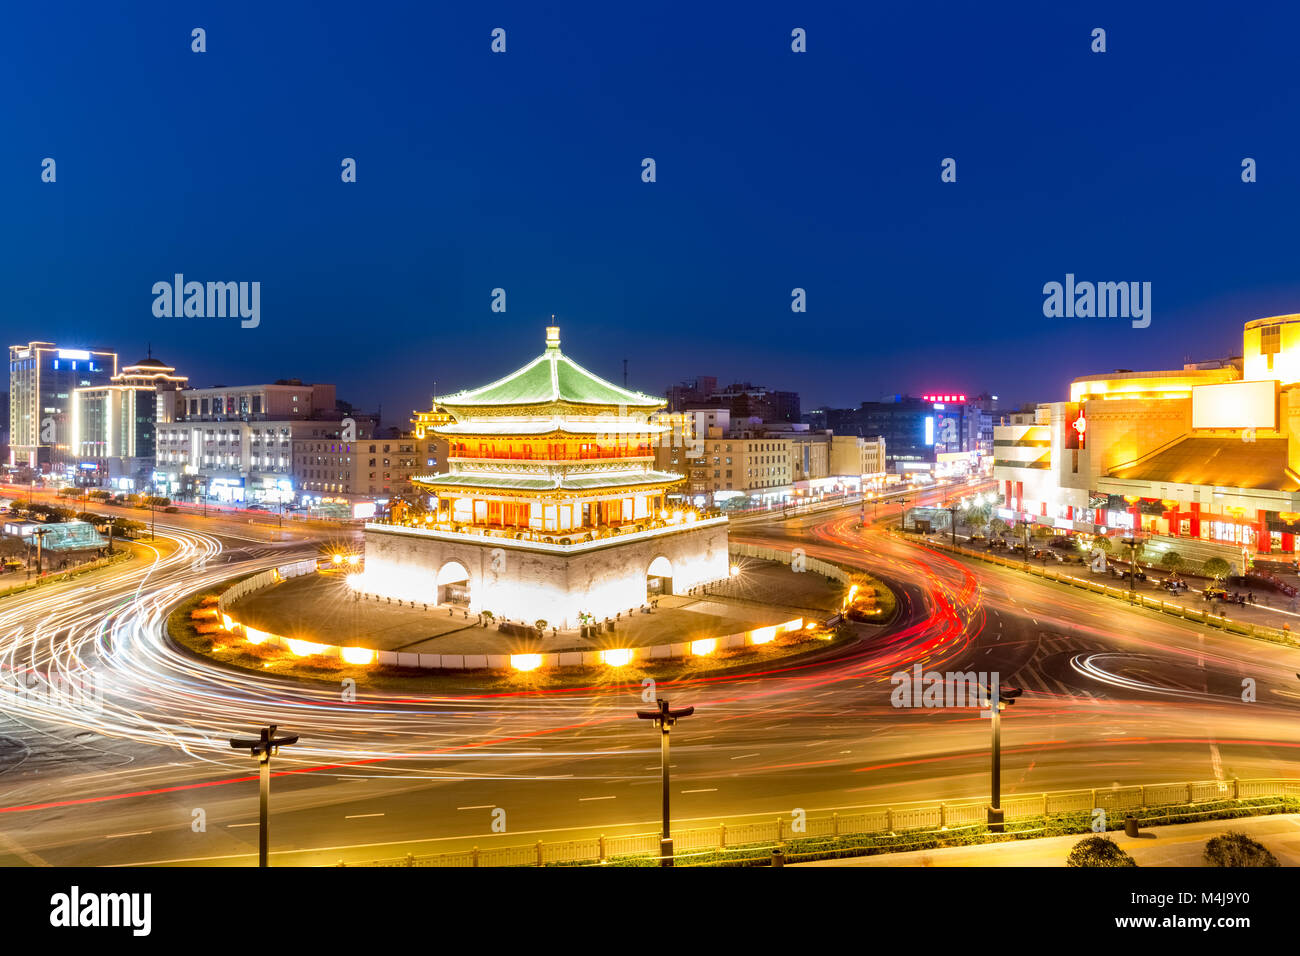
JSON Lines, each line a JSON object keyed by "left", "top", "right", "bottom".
{"left": 437, "top": 327, "right": 664, "bottom": 410}
{"left": 437, "top": 420, "right": 668, "bottom": 436}
{"left": 561, "top": 470, "right": 684, "bottom": 490}
{"left": 413, "top": 469, "right": 684, "bottom": 492}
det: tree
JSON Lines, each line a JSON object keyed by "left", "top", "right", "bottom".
{"left": 109, "top": 518, "right": 144, "bottom": 539}
{"left": 988, "top": 518, "right": 1008, "bottom": 540}
{"left": 1203, "top": 831, "right": 1279, "bottom": 867}
{"left": 1092, "top": 536, "right": 1114, "bottom": 554}
{"left": 1160, "top": 551, "right": 1185, "bottom": 573}
{"left": 1066, "top": 836, "right": 1138, "bottom": 867}
{"left": 1032, "top": 525, "right": 1055, "bottom": 543}
{"left": 1203, "top": 557, "right": 1231, "bottom": 581}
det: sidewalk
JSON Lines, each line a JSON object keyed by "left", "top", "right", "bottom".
{"left": 798, "top": 813, "right": 1300, "bottom": 866}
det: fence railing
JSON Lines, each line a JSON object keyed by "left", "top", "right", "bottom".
{"left": 0, "top": 545, "right": 134, "bottom": 600}
{"left": 728, "top": 541, "right": 852, "bottom": 585}
{"left": 216, "top": 558, "right": 316, "bottom": 613}
{"left": 902, "top": 533, "right": 1300, "bottom": 647}
{"left": 338, "top": 777, "right": 1300, "bottom": 867}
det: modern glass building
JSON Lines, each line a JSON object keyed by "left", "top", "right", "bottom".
{"left": 8, "top": 342, "right": 117, "bottom": 472}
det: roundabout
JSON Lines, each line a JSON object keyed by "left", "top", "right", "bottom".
{"left": 170, "top": 548, "right": 890, "bottom": 691}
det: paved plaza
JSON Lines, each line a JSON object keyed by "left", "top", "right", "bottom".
{"left": 229, "top": 560, "right": 845, "bottom": 654}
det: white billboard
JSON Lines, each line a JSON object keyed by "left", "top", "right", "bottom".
{"left": 1191, "top": 380, "right": 1277, "bottom": 430}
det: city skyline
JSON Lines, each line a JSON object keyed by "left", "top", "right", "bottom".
{"left": 9, "top": 2, "right": 1300, "bottom": 417}
{"left": 2, "top": 0, "right": 1297, "bottom": 931}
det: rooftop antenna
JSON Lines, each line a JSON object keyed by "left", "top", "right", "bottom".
{"left": 624, "top": 358, "right": 628, "bottom": 386}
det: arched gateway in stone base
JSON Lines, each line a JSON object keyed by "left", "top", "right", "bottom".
{"left": 355, "top": 325, "right": 730, "bottom": 628}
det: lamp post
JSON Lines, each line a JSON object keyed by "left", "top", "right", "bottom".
{"left": 984, "top": 684, "right": 1023, "bottom": 833}
{"left": 945, "top": 503, "right": 961, "bottom": 547}
{"left": 1121, "top": 533, "right": 1144, "bottom": 595}
{"left": 229, "top": 724, "right": 300, "bottom": 867}
{"left": 636, "top": 698, "right": 694, "bottom": 867}
{"left": 32, "top": 527, "right": 49, "bottom": 575}
{"left": 897, "top": 497, "right": 911, "bottom": 533}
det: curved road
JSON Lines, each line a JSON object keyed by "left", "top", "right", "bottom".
{"left": 0, "top": 495, "right": 1297, "bottom": 866}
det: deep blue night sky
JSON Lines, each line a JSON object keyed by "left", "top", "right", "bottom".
{"left": 4, "top": 1, "right": 1300, "bottom": 421}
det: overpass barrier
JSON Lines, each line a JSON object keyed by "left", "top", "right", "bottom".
{"left": 338, "top": 777, "right": 1300, "bottom": 867}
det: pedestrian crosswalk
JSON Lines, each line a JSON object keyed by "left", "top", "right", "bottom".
{"left": 218, "top": 545, "right": 300, "bottom": 563}
{"left": 999, "top": 631, "right": 1105, "bottom": 701}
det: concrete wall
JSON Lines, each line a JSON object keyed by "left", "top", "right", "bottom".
{"left": 360, "top": 522, "right": 729, "bottom": 628}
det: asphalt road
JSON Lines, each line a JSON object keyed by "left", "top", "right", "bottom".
{"left": 1, "top": 484, "right": 1298, "bottom": 866}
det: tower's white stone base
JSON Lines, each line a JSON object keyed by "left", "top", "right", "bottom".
{"left": 356, "top": 519, "right": 729, "bottom": 629}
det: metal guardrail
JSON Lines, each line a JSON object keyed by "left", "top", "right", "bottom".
{"left": 338, "top": 777, "right": 1300, "bottom": 867}
{"left": 904, "top": 533, "right": 1300, "bottom": 647}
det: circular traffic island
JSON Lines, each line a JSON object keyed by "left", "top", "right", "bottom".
{"left": 169, "top": 557, "right": 894, "bottom": 691}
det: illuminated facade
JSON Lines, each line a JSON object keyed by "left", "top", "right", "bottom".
{"left": 994, "top": 314, "right": 1300, "bottom": 562}
{"left": 359, "top": 326, "right": 730, "bottom": 626}
{"left": 9, "top": 342, "right": 117, "bottom": 471}
{"left": 73, "top": 355, "right": 188, "bottom": 487}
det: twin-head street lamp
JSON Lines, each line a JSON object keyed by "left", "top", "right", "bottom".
{"left": 1120, "top": 533, "right": 1145, "bottom": 594}
{"left": 637, "top": 698, "right": 694, "bottom": 867}
{"left": 944, "top": 503, "right": 961, "bottom": 546}
{"left": 229, "top": 724, "right": 299, "bottom": 867}
{"left": 984, "top": 684, "right": 1022, "bottom": 833}
{"left": 31, "top": 527, "right": 50, "bottom": 575}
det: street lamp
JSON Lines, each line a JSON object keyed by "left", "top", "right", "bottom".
{"left": 945, "top": 503, "right": 961, "bottom": 547}
{"left": 276, "top": 479, "right": 293, "bottom": 532}
{"left": 636, "top": 698, "right": 694, "bottom": 867}
{"left": 984, "top": 684, "right": 1023, "bottom": 833}
{"left": 229, "top": 724, "right": 300, "bottom": 868}
{"left": 32, "top": 527, "right": 50, "bottom": 576}
{"left": 1121, "top": 533, "right": 1145, "bottom": 595}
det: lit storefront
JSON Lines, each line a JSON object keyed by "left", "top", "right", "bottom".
{"left": 995, "top": 314, "right": 1300, "bottom": 559}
